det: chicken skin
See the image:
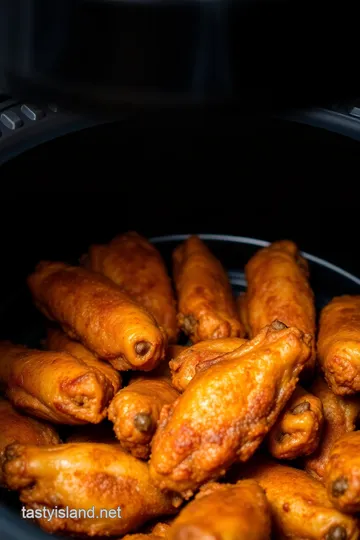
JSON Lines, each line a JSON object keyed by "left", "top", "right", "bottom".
{"left": 304, "top": 376, "right": 360, "bottom": 481}
{"left": 173, "top": 236, "right": 244, "bottom": 342}
{"left": 2, "top": 443, "right": 181, "bottom": 537}
{"left": 0, "top": 398, "right": 60, "bottom": 484}
{"left": 46, "top": 327, "right": 121, "bottom": 393}
{"left": 169, "top": 337, "right": 247, "bottom": 392}
{"left": 167, "top": 480, "right": 271, "bottom": 540}
{"left": 149, "top": 321, "right": 311, "bottom": 498}
{"left": 108, "top": 372, "right": 179, "bottom": 459}
{"left": 318, "top": 295, "right": 360, "bottom": 395}
{"left": 0, "top": 341, "right": 114, "bottom": 424}
{"left": 267, "top": 385, "right": 324, "bottom": 460}
{"left": 244, "top": 240, "right": 316, "bottom": 378}
{"left": 239, "top": 459, "right": 358, "bottom": 540}
{"left": 28, "top": 261, "right": 166, "bottom": 371}
{"left": 85, "top": 232, "right": 178, "bottom": 343}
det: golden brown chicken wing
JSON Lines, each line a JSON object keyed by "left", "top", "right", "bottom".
{"left": 318, "top": 295, "right": 360, "bottom": 395}
{"left": 28, "top": 261, "right": 166, "bottom": 371}
{"left": 267, "top": 385, "right": 324, "bottom": 460}
{"left": 108, "top": 371, "right": 179, "bottom": 459}
{"left": 304, "top": 376, "right": 360, "bottom": 481}
{"left": 66, "top": 422, "right": 117, "bottom": 444}
{"left": 325, "top": 431, "right": 360, "bottom": 513}
{"left": 245, "top": 240, "right": 316, "bottom": 378}
{"left": 167, "top": 480, "right": 271, "bottom": 540}
{"left": 0, "top": 398, "right": 60, "bottom": 484}
{"left": 2, "top": 442, "right": 181, "bottom": 537}
{"left": 0, "top": 341, "right": 114, "bottom": 424}
{"left": 173, "top": 236, "right": 244, "bottom": 342}
{"left": 149, "top": 321, "right": 311, "bottom": 498}
{"left": 46, "top": 327, "right": 121, "bottom": 393}
{"left": 85, "top": 232, "right": 178, "bottom": 343}
{"left": 239, "top": 458, "right": 358, "bottom": 540}
{"left": 169, "top": 337, "right": 247, "bottom": 392}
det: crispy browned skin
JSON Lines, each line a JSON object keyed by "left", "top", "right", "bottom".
{"left": 46, "top": 327, "right": 121, "bottom": 393}
{"left": 318, "top": 295, "right": 360, "bottom": 395}
{"left": 304, "top": 377, "right": 360, "bottom": 481}
{"left": 237, "top": 292, "right": 251, "bottom": 337}
{"left": 149, "top": 321, "right": 311, "bottom": 498}
{"left": 0, "top": 398, "right": 60, "bottom": 484}
{"left": 167, "top": 480, "right": 271, "bottom": 540}
{"left": 28, "top": 261, "right": 167, "bottom": 371}
{"left": 2, "top": 443, "right": 181, "bottom": 537}
{"left": 169, "top": 337, "right": 247, "bottom": 392}
{"left": 267, "top": 385, "right": 324, "bottom": 460}
{"left": 240, "top": 459, "right": 358, "bottom": 540}
{"left": 86, "top": 232, "right": 178, "bottom": 343}
{"left": 325, "top": 431, "right": 360, "bottom": 513}
{"left": 66, "top": 422, "right": 117, "bottom": 444}
{"left": 173, "top": 236, "right": 244, "bottom": 342}
{"left": 245, "top": 240, "right": 316, "bottom": 378}
{"left": 108, "top": 373, "right": 179, "bottom": 459}
{"left": 0, "top": 341, "right": 114, "bottom": 424}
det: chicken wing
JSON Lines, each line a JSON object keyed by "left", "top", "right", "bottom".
{"left": 84, "top": 232, "right": 178, "bottom": 343}
{"left": 0, "top": 398, "right": 60, "bottom": 485}
{"left": 46, "top": 327, "right": 121, "bottom": 393}
{"left": 239, "top": 458, "right": 358, "bottom": 540}
{"left": 28, "top": 261, "right": 166, "bottom": 371}
{"left": 167, "top": 480, "right": 271, "bottom": 540}
{"left": 108, "top": 372, "right": 179, "bottom": 459}
{"left": 149, "top": 321, "right": 311, "bottom": 497}
{"left": 2, "top": 442, "right": 181, "bottom": 537}
{"left": 173, "top": 236, "right": 244, "bottom": 342}
{"left": 267, "top": 385, "right": 324, "bottom": 460}
{"left": 304, "top": 376, "right": 360, "bottom": 481}
{"left": 169, "top": 337, "right": 247, "bottom": 392}
{"left": 325, "top": 431, "right": 360, "bottom": 513}
{"left": 318, "top": 295, "right": 360, "bottom": 395}
{"left": 245, "top": 240, "right": 316, "bottom": 378}
{"left": 0, "top": 341, "right": 114, "bottom": 424}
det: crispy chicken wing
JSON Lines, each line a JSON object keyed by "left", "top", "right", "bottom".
{"left": 46, "top": 327, "right": 121, "bottom": 393}
{"left": 28, "top": 261, "right": 166, "bottom": 371}
{"left": 318, "top": 295, "right": 360, "bottom": 395}
{"left": 245, "top": 240, "right": 316, "bottom": 378}
{"left": 239, "top": 458, "right": 358, "bottom": 540}
{"left": 169, "top": 337, "right": 247, "bottom": 392}
{"left": 0, "top": 341, "right": 114, "bottom": 424}
{"left": 85, "top": 232, "right": 178, "bottom": 343}
{"left": 173, "top": 236, "right": 244, "bottom": 342}
{"left": 149, "top": 321, "right": 311, "bottom": 498}
{"left": 167, "top": 480, "right": 271, "bottom": 540}
{"left": 325, "top": 431, "right": 360, "bottom": 513}
{"left": 2, "top": 443, "right": 181, "bottom": 537}
{"left": 304, "top": 376, "right": 360, "bottom": 481}
{"left": 0, "top": 398, "right": 60, "bottom": 484}
{"left": 267, "top": 385, "right": 324, "bottom": 460}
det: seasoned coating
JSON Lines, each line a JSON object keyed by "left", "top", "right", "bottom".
{"left": 325, "top": 431, "right": 360, "bottom": 513}
{"left": 108, "top": 372, "right": 179, "bottom": 459}
{"left": 167, "top": 480, "right": 271, "bottom": 540}
{"left": 169, "top": 337, "right": 247, "bottom": 392}
{"left": 0, "top": 398, "right": 60, "bottom": 484}
{"left": 28, "top": 261, "right": 167, "bottom": 371}
{"left": 0, "top": 341, "right": 114, "bottom": 425}
{"left": 46, "top": 327, "right": 121, "bottom": 393}
{"left": 305, "top": 377, "right": 360, "bottom": 481}
{"left": 66, "top": 422, "right": 117, "bottom": 444}
{"left": 245, "top": 240, "right": 316, "bottom": 378}
{"left": 267, "top": 385, "right": 324, "bottom": 460}
{"left": 2, "top": 442, "right": 181, "bottom": 537}
{"left": 85, "top": 232, "right": 178, "bottom": 343}
{"left": 149, "top": 321, "right": 311, "bottom": 498}
{"left": 240, "top": 459, "right": 358, "bottom": 540}
{"left": 318, "top": 295, "right": 360, "bottom": 395}
{"left": 173, "top": 236, "right": 244, "bottom": 342}
{"left": 237, "top": 292, "right": 251, "bottom": 337}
